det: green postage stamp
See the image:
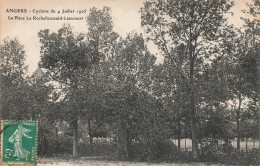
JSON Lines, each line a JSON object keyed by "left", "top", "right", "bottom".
{"left": 1, "top": 121, "right": 37, "bottom": 164}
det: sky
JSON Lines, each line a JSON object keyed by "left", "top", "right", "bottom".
{"left": 0, "top": 0, "right": 252, "bottom": 75}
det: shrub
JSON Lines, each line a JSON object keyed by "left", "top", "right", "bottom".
{"left": 107, "top": 139, "right": 179, "bottom": 162}
{"left": 200, "top": 143, "right": 259, "bottom": 165}
{"left": 135, "top": 139, "right": 179, "bottom": 162}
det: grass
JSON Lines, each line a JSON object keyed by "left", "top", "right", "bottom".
{"left": 38, "top": 156, "right": 226, "bottom": 166}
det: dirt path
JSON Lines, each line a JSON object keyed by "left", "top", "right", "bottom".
{"left": 37, "top": 157, "right": 223, "bottom": 166}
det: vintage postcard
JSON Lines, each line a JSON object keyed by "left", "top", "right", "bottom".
{"left": 0, "top": 0, "right": 259, "bottom": 165}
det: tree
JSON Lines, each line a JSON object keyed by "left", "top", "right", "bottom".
{"left": 83, "top": 6, "right": 119, "bottom": 150}
{"left": 228, "top": 30, "right": 251, "bottom": 151}
{"left": 141, "top": 0, "right": 233, "bottom": 159}
{"left": 86, "top": 6, "right": 118, "bottom": 61}
{"left": 29, "top": 70, "right": 59, "bottom": 155}
{"left": 229, "top": 0, "right": 260, "bottom": 150}
{"left": 38, "top": 24, "right": 91, "bottom": 157}
{"left": 198, "top": 49, "right": 235, "bottom": 145}
{"left": 219, "top": 18, "right": 259, "bottom": 150}
{"left": 0, "top": 38, "right": 29, "bottom": 120}
{"left": 1, "top": 39, "right": 56, "bottom": 155}
{"left": 151, "top": 54, "right": 189, "bottom": 151}
{"left": 104, "top": 32, "right": 157, "bottom": 159}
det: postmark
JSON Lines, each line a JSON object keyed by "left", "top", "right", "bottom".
{"left": 0, "top": 120, "right": 37, "bottom": 165}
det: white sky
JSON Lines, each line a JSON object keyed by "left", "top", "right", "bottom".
{"left": 0, "top": 0, "right": 251, "bottom": 75}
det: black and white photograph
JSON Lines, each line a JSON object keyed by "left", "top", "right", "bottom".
{"left": 0, "top": 0, "right": 259, "bottom": 165}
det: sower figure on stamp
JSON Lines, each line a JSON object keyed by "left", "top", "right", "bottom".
{"left": 8, "top": 123, "right": 32, "bottom": 160}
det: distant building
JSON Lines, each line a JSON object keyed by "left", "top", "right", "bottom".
{"left": 32, "top": 67, "right": 45, "bottom": 82}
{"left": 33, "top": 67, "right": 44, "bottom": 78}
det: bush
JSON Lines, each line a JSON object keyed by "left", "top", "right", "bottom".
{"left": 105, "top": 139, "right": 179, "bottom": 162}
{"left": 131, "top": 139, "right": 179, "bottom": 162}
{"left": 223, "top": 149, "right": 259, "bottom": 166}
{"left": 200, "top": 143, "right": 259, "bottom": 165}
{"left": 146, "top": 139, "right": 178, "bottom": 161}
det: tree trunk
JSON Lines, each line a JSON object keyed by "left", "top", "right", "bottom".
{"left": 190, "top": 90, "right": 198, "bottom": 158}
{"left": 213, "top": 134, "right": 216, "bottom": 148}
{"left": 185, "top": 138, "right": 187, "bottom": 151}
{"left": 88, "top": 118, "right": 93, "bottom": 151}
{"left": 56, "top": 126, "right": 59, "bottom": 151}
{"left": 72, "top": 119, "right": 79, "bottom": 157}
{"left": 246, "top": 138, "right": 248, "bottom": 151}
{"left": 189, "top": 40, "right": 198, "bottom": 159}
{"left": 258, "top": 113, "right": 260, "bottom": 150}
{"left": 200, "top": 139, "right": 202, "bottom": 150}
{"left": 253, "top": 138, "right": 255, "bottom": 148}
{"left": 224, "top": 137, "right": 229, "bottom": 144}
{"left": 236, "top": 116, "right": 240, "bottom": 150}
{"left": 259, "top": 137, "right": 260, "bottom": 150}
{"left": 191, "top": 109, "right": 198, "bottom": 159}
{"left": 178, "top": 119, "right": 181, "bottom": 151}
{"left": 125, "top": 126, "right": 130, "bottom": 159}
{"left": 56, "top": 126, "right": 58, "bottom": 141}
{"left": 236, "top": 94, "right": 242, "bottom": 151}
{"left": 44, "top": 135, "right": 48, "bottom": 154}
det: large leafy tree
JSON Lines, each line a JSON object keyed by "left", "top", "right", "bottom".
{"left": 228, "top": 0, "right": 260, "bottom": 150}
{"left": 1, "top": 39, "right": 55, "bottom": 154}
{"left": 38, "top": 24, "right": 91, "bottom": 157}
{"left": 141, "top": 0, "right": 233, "bottom": 159}
{"left": 38, "top": 7, "right": 119, "bottom": 157}
{"left": 226, "top": 29, "right": 254, "bottom": 150}
{"left": 242, "top": 0, "right": 260, "bottom": 149}
{"left": 197, "top": 43, "right": 235, "bottom": 145}
{"left": 28, "top": 71, "right": 58, "bottom": 154}
{"left": 104, "top": 33, "right": 157, "bottom": 159}
{"left": 151, "top": 53, "right": 190, "bottom": 151}
{"left": 81, "top": 6, "right": 119, "bottom": 150}
{"left": 0, "top": 38, "right": 29, "bottom": 120}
